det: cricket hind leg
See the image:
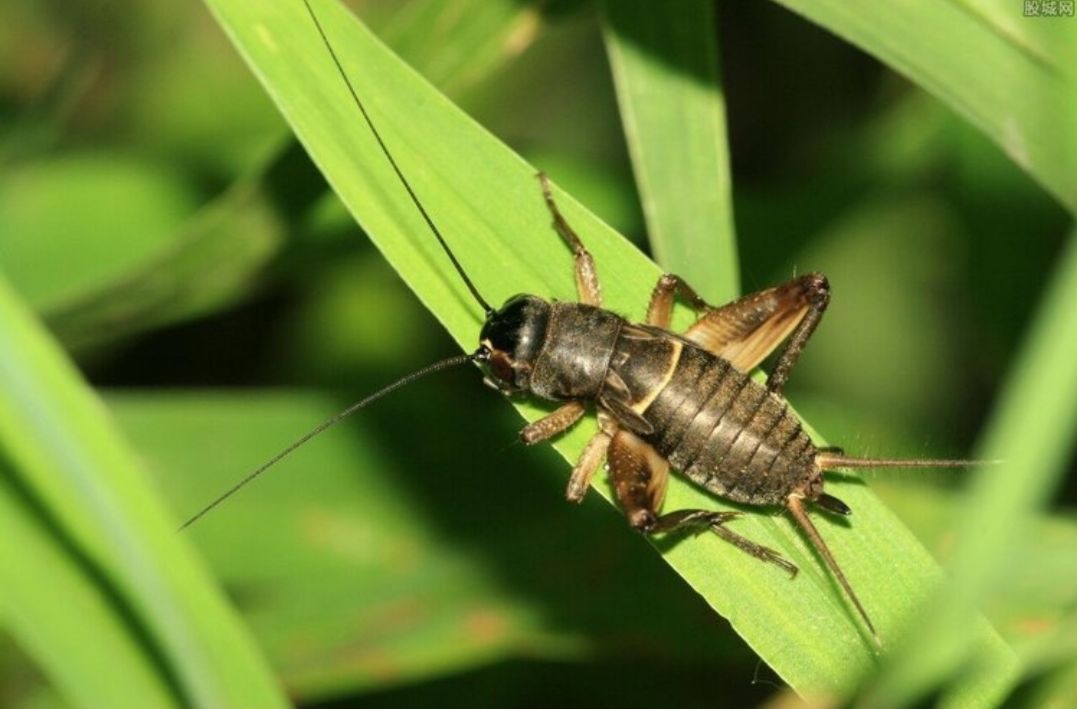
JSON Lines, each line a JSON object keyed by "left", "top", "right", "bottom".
{"left": 536, "top": 172, "right": 602, "bottom": 307}
{"left": 786, "top": 494, "right": 878, "bottom": 643}
{"left": 644, "top": 272, "right": 831, "bottom": 396}
{"left": 764, "top": 273, "right": 830, "bottom": 395}
{"left": 606, "top": 427, "right": 798, "bottom": 577}
{"left": 649, "top": 509, "right": 799, "bottom": 577}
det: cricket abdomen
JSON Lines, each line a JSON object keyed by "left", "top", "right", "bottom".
{"left": 605, "top": 330, "right": 816, "bottom": 506}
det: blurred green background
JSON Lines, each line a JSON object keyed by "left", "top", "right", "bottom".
{"left": 1, "top": 0, "right": 1074, "bottom": 707}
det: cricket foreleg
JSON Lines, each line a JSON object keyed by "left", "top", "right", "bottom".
{"left": 606, "top": 428, "right": 797, "bottom": 576}
{"left": 537, "top": 172, "right": 602, "bottom": 307}
{"left": 519, "top": 401, "right": 586, "bottom": 445}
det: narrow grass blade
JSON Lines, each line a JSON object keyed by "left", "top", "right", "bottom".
{"left": 0, "top": 154, "right": 197, "bottom": 312}
{"left": 0, "top": 275, "right": 287, "bottom": 708}
{"left": 379, "top": 0, "right": 545, "bottom": 96}
{"left": 869, "top": 481, "right": 1077, "bottom": 665}
{"left": 205, "top": 0, "right": 1013, "bottom": 697}
{"left": 601, "top": 0, "right": 739, "bottom": 302}
{"left": 43, "top": 172, "right": 287, "bottom": 351}
{"left": 33, "top": 1, "right": 537, "bottom": 352}
{"left": 855, "top": 232, "right": 1077, "bottom": 707}
{"left": 771, "top": 0, "right": 1077, "bottom": 213}
{"left": 0, "top": 469, "right": 178, "bottom": 708}
{"left": 113, "top": 390, "right": 743, "bottom": 699}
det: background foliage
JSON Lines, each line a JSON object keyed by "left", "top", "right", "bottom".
{"left": 0, "top": 0, "right": 1074, "bottom": 707}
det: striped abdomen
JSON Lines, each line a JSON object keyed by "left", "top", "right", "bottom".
{"left": 605, "top": 328, "right": 816, "bottom": 506}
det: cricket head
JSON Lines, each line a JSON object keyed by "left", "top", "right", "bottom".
{"left": 478, "top": 294, "right": 551, "bottom": 393}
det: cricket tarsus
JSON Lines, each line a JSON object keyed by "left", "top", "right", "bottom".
{"left": 302, "top": 0, "right": 493, "bottom": 315}
{"left": 179, "top": 352, "right": 479, "bottom": 531}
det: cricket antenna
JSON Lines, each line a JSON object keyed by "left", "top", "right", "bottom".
{"left": 179, "top": 351, "right": 481, "bottom": 531}
{"left": 302, "top": 0, "right": 494, "bottom": 316}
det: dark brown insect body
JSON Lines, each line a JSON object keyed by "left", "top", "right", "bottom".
{"left": 185, "top": 0, "right": 984, "bottom": 647}
{"left": 473, "top": 178, "right": 979, "bottom": 642}
{"left": 484, "top": 295, "right": 826, "bottom": 511}
{"left": 624, "top": 333, "right": 818, "bottom": 507}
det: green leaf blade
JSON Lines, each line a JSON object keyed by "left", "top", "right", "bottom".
{"left": 857, "top": 232, "right": 1077, "bottom": 707}
{"left": 772, "top": 0, "right": 1077, "bottom": 213}
{"left": 205, "top": 0, "right": 1014, "bottom": 698}
{"left": 113, "top": 390, "right": 746, "bottom": 699}
{"left": 0, "top": 273, "right": 288, "bottom": 708}
{"left": 601, "top": 0, "right": 739, "bottom": 302}
{"left": 0, "top": 475, "right": 179, "bottom": 709}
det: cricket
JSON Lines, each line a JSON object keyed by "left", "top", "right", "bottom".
{"left": 182, "top": 0, "right": 985, "bottom": 645}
